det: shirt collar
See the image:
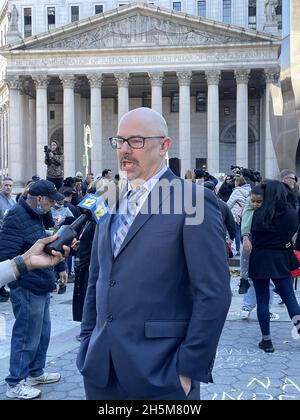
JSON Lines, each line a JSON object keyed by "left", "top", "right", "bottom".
{"left": 128, "top": 165, "right": 168, "bottom": 194}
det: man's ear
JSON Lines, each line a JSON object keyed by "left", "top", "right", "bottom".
{"left": 36, "top": 195, "right": 43, "bottom": 205}
{"left": 160, "top": 137, "right": 172, "bottom": 156}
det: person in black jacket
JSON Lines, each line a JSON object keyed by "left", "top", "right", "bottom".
{"left": 217, "top": 175, "right": 235, "bottom": 202}
{"left": 0, "top": 180, "right": 67, "bottom": 399}
{"left": 204, "top": 181, "right": 236, "bottom": 243}
{"left": 45, "top": 140, "right": 64, "bottom": 190}
{"left": 249, "top": 180, "right": 300, "bottom": 353}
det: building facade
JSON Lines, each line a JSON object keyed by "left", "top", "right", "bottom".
{"left": 0, "top": 1, "right": 282, "bottom": 184}
{"left": 269, "top": 0, "right": 300, "bottom": 174}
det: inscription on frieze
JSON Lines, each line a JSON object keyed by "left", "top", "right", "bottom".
{"left": 10, "top": 49, "right": 277, "bottom": 69}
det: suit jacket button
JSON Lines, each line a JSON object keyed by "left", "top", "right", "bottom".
{"left": 107, "top": 315, "right": 113, "bottom": 322}
{"left": 109, "top": 280, "right": 116, "bottom": 287}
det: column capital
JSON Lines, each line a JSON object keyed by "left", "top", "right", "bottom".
{"left": 4, "top": 75, "right": 20, "bottom": 89}
{"left": 19, "top": 78, "right": 35, "bottom": 96}
{"left": 234, "top": 69, "right": 250, "bottom": 84}
{"left": 148, "top": 72, "right": 164, "bottom": 87}
{"left": 205, "top": 70, "right": 221, "bottom": 85}
{"left": 59, "top": 74, "right": 75, "bottom": 89}
{"left": 115, "top": 72, "right": 130, "bottom": 88}
{"left": 33, "top": 75, "right": 49, "bottom": 89}
{"left": 87, "top": 74, "right": 103, "bottom": 88}
{"left": 177, "top": 71, "right": 192, "bottom": 86}
{"left": 264, "top": 68, "right": 280, "bottom": 84}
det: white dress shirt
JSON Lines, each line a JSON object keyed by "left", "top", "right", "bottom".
{"left": 0, "top": 260, "right": 16, "bottom": 288}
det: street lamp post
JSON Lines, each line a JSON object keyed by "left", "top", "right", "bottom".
{"left": 83, "top": 124, "right": 92, "bottom": 176}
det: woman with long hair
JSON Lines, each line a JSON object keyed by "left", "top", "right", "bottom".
{"left": 249, "top": 180, "right": 300, "bottom": 352}
{"left": 45, "top": 140, "right": 64, "bottom": 190}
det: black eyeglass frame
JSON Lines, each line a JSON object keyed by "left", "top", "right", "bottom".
{"left": 109, "top": 136, "right": 165, "bottom": 149}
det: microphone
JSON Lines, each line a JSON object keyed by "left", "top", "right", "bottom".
{"left": 44, "top": 194, "right": 110, "bottom": 255}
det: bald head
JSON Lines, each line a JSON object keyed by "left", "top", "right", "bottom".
{"left": 118, "top": 107, "right": 168, "bottom": 138}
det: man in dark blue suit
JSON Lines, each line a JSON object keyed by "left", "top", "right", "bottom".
{"left": 77, "top": 107, "right": 231, "bottom": 400}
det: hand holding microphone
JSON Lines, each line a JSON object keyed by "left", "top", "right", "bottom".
{"left": 44, "top": 194, "right": 110, "bottom": 255}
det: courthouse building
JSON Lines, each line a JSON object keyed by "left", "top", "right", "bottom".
{"left": 0, "top": 1, "right": 283, "bottom": 184}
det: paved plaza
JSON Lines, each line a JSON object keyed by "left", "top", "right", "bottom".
{"left": 1, "top": 275, "right": 300, "bottom": 400}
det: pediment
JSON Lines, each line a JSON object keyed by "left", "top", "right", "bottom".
{"left": 5, "top": 3, "right": 280, "bottom": 51}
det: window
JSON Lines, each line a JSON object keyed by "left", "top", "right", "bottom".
{"left": 248, "top": 0, "right": 256, "bottom": 29}
{"left": 142, "top": 92, "right": 151, "bottom": 108}
{"left": 71, "top": 6, "right": 79, "bottom": 23}
{"left": 94, "top": 4, "right": 103, "bottom": 14}
{"left": 224, "top": 106, "right": 230, "bottom": 116}
{"left": 197, "top": 0, "right": 206, "bottom": 17}
{"left": 170, "top": 92, "right": 179, "bottom": 113}
{"left": 47, "top": 7, "right": 55, "bottom": 30}
{"left": 223, "top": 88, "right": 231, "bottom": 99}
{"left": 249, "top": 87, "right": 257, "bottom": 98}
{"left": 172, "top": 2, "right": 181, "bottom": 12}
{"left": 24, "top": 7, "right": 32, "bottom": 38}
{"left": 223, "top": 0, "right": 231, "bottom": 24}
{"left": 196, "top": 91, "right": 206, "bottom": 112}
{"left": 48, "top": 91, "right": 56, "bottom": 102}
{"left": 50, "top": 110, "right": 55, "bottom": 120}
{"left": 195, "top": 158, "right": 207, "bottom": 170}
{"left": 276, "top": 0, "right": 282, "bottom": 30}
{"left": 249, "top": 105, "right": 255, "bottom": 115}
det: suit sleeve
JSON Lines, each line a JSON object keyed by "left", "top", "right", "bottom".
{"left": 177, "top": 188, "right": 232, "bottom": 383}
{"left": 80, "top": 224, "right": 100, "bottom": 339}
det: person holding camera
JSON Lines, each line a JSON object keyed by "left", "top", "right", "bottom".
{"left": 44, "top": 140, "right": 64, "bottom": 190}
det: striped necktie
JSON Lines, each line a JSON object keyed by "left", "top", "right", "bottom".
{"left": 113, "top": 186, "right": 147, "bottom": 258}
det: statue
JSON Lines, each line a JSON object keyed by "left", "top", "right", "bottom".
{"left": 264, "top": 0, "right": 278, "bottom": 23}
{"left": 7, "top": 4, "right": 19, "bottom": 32}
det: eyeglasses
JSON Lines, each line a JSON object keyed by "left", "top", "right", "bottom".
{"left": 286, "top": 176, "right": 296, "bottom": 181}
{"left": 109, "top": 136, "right": 165, "bottom": 149}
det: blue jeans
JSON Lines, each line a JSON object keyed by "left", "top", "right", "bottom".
{"left": 242, "top": 281, "right": 275, "bottom": 310}
{"left": 235, "top": 223, "right": 241, "bottom": 252}
{"left": 252, "top": 277, "right": 300, "bottom": 336}
{"left": 6, "top": 287, "right": 51, "bottom": 386}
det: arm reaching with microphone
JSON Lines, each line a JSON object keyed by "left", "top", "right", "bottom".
{"left": 0, "top": 235, "right": 70, "bottom": 288}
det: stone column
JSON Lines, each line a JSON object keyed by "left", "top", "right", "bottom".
{"left": 205, "top": 70, "right": 221, "bottom": 174}
{"left": 235, "top": 69, "right": 250, "bottom": 168}
{"left": 115, "top": 72, "right": 130, "bottom": 123}
{"left": 149, "top": 72, "right": 164, "bottom": 114}
{"left": 6, "top": 76, "right": 23, "bottom": 184}
{"left": 177, "top": 71, "right": 192, "bottom": 176}
{"left": 60, "top": 74, "right": 75, "bottom": 177}
{"left": 33, "top": 75, "right": 49, "bottom": 179}
{"left": 3, "top": 104, "right": 8, "bottom": 174}
{"left": 20, "top": 91, "right": 30, "bottom": 180}
{"left": 88, "top": 74, "right": 103, "bottom": 175}
{"left": 29, "top": 97, "right": 37, "bottom": 176}
{"left": 264, "top": 70, "right": 279, "bottom": 178}
{"left": 74, "top": 93, "right": 82, "bottom": 173}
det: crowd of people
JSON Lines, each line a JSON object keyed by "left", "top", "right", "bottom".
{"left": 0, "top": 107, "right": 299, "bottom": 400}
{"left": 186, "top": 167, "right": 300, "bottom": 354}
